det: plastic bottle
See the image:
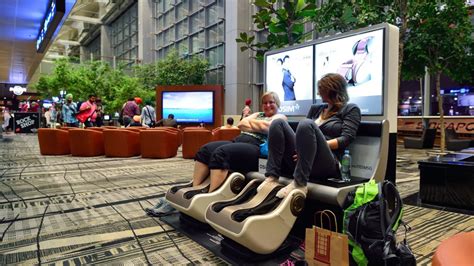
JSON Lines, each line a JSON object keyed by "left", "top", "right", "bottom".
{"left": 341, "top": 149, "right": 352, "bottom": 182}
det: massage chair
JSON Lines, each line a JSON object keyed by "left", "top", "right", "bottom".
{"left": 205, "top": 176, "right": 306, "bottom": 254}
{"left": 165, "top": 172, "right": 248, "bottom": 223}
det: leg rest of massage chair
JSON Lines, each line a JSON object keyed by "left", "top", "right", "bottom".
{"left": 166, "top": 172, "right": 247, "bottom": 223}
{"left": 103, "top": 129, "right": 140, "bottom": 157}
{"left": 205, "top": 176, "right": 306, "bottom": 254}
{"left": 38, "top": 128, "right": 70, "bottom": 155}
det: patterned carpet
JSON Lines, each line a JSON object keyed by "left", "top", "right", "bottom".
{"left": 0, "top": 134, "right": 472, "bottom": 265}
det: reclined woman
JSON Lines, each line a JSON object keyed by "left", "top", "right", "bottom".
{"left": 146, "top": 91, "right": 286, "bottom": 216}
{"left": 259, "top": 73, "right": 361, "bottom": 198}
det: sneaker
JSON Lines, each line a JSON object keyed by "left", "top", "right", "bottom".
{"left": 276, "top": 181, "right": 308, "bottom": 198}
{"left": 257, "top": 176, "right": 279, "bottom": 192}
{"left": 145, "top": 197, "right": 167, "bottom": 215}
{"left": 146, "top": 201, "right": 176, "bottom": 217}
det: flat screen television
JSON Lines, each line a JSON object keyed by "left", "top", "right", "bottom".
{"left": 265, "top": 45, "right": 314, "bottom": 116}
{"left": 162, "top": 91, "right": 214, "bottom": 124}
{"left": 314, "top": 28, "right": 385, "bottom": 115}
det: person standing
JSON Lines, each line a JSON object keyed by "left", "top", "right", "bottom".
{"left": 121, "top": 98, "right": 140, "bottom": 127}
{"left": 141, "top": 100, "right": 156, "bottom": 128}
{"left": 240, "top": 98, "right": 252, "bottom": 120}
{"left": 62, "top": 94, "right": 79, "bottom": 127}
{"left": 76, "top": 94, "right": 98, "bottom": 128}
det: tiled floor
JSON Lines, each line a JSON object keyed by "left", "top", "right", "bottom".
{"left": 0, "top": 134, "right": 472, "bottom": 265}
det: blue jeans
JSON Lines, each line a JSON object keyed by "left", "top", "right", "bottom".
{"left": 265, "top": 119, "right": 340, "bottom": 186}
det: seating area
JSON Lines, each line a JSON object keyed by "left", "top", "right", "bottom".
{"left": 37, "top": 126, "right": 242, "bottom": 159}
{"left": 404, "top": 128, "right": 436, "bottom": 149}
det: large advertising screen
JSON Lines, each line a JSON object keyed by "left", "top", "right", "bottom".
{"left": 315, "top": 29, "right": 384, "bottom": 115}
{"left": 162, "top": 91, "right": 214, "bottom": 124}
{"left": 265, "top": 45, "right": 314, "bottom": 116}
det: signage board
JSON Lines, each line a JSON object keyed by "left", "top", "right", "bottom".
{"left": 36, "top": 0, "right": 66, "bottom": 53}
{"left": 14, "top": 113, "right": 40, "bottom": 133}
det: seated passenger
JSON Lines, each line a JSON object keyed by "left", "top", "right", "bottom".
{"left": 220, "top": 117, "right": 238, "bottom": 129}
{"left": 128, "top": 115, "right": 143, "bottom": 127}
{"left": 259, "top": 73, "right": 361, "bottom": 198}
{"left": 157, "top": 114, "right": 178, "bottom": 128}
{"left": 145, "top": 92, "right": 286, "bottom": 216}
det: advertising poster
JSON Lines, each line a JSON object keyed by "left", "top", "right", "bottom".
{"left": 315, "top": 29, "right": 384, "bottom": 115}
{"left": 14, "top": 112, "right": 40, "bottom": 133}
{"left": 265, "top": 45, "right": 314, "bottom": 116}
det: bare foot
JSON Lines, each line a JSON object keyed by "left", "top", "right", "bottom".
{"left": 257, "top": 176, "right": 278, "bottom": 192}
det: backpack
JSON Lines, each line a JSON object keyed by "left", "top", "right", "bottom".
{"left": 343, "top": 180, "right": 416, "bottom": 266}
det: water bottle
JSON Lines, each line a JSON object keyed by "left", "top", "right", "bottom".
{"left": 341, "top": 149, "right": 351, "bottom": 182}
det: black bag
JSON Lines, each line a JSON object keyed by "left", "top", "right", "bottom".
{"left": 343, "top": 180, "right": 416, "bottom": 266}
{"left": 118, "top": 108, "right": 124, "bottom": 125}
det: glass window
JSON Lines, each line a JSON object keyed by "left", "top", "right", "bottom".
{"left": 157, "top": 0, "right": 164, "bottom": 13}
{"left": 190, "top": 11, "right": 203, "bottom": 33}
{"left": 190, "top": 0, "right": 200, "bottom": 13}
{"left": 176, "top": 1, "right": 188, "bottom": 20}
{"left": 207, "top": 22, "right": 223, "bottom": 46}
{"left": 191, "top": 31, "right": 204, "bottom": 53}
{"left": 164, "top": 0, "right": 174, "bottom": 11}
{"left": 177, "top": 39, "right": 189, "bottom": 55}
{"left": 110, "top": 2, "right": 138, "bottom": 63}
{"left": 164, "top": 10, "right": 175, "bottom": 25}
{"left": 176, "top": 20, "right": 188, "bottom": 39}
{"left": 206, "top": 3, "right": 217, "bottom": 26}
{"left": 156, "top": 33, "right": 163, "bottom": 48}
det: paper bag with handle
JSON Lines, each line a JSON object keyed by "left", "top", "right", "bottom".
{"left": 305, "top": 210, "right": 349, "bottom": 266}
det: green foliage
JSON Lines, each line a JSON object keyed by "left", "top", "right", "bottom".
{"left": 236, "top": 0, "right": 317, "bottom": 61}
{"left": 402, "top": 0, "right": 473, "bottom": 152}
{"left": 134, "top": 50, "right": 209, "bottom": 86}
{"left": 403, "top": 1, "right": 473, "bottom": 82}
{"left": 32, "top": 59, "right": 152, "bottom": 113}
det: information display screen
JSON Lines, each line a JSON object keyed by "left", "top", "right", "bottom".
{"left": 162, "top": 91, "right": 214, "bottom": 124}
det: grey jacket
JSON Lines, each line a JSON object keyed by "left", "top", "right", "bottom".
{"left": 306, "top": 103, "right": 361, "bottom": 159}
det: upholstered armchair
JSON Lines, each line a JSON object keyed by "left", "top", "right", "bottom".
{"left": 140, "top": 128, "right": 179, "bottom": 159}
{"left": 182, "top": 128, "right": 212, "bottom": 159}
{"left": 212, "top": 128, "right": 241, "bottom": 141}
{"left": 69, "top": 129, "right": 104, "bottom": 156}
{"left": 103, "top": 129, "right": 141, "bottom": 157}
{"left": 404, "top": 128, "right": 436, "bottom": 149}
{"left": 445, "top": 128, "right": 471, "bottom": 151}
{"left": 38, "top": 128, "right": 70, "bottom": 155}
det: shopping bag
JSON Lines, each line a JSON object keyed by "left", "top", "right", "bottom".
{"left": 305, "top": 210, "right": 349, "bottom": 266}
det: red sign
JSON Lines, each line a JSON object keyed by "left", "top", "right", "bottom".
{"left": 398, "top": 118, "right": 474, "bottom": 135}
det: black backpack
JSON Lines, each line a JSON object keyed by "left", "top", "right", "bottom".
{"left": 343, "top": 180, "right": 416, "bottom": 266}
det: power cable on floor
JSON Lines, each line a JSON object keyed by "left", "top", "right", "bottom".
{"left": 140, "top": 200, "right": 195, "bottom": 266}
{"left": 36, "top": 204, "right": 50, "bottom": 265}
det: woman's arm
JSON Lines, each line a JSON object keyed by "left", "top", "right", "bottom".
{"left": 238, "top": 113, "right": 287, "bottom": 134}
{"left": 335, "top": 104, "right": 361, "bottom": 150}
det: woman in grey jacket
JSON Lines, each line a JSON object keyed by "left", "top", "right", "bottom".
{"left": 259, "top": 73, "right": 361, "bottom": 198}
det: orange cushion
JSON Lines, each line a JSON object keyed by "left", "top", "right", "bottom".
{"left": 432, "top": 232, "right": 474, "bottom": 266}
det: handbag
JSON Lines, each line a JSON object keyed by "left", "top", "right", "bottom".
{"left": 305, "top": 210, "right": 349, "bottom": 266}
{"left": 259, "top": 140, "right": 268, "bottom": 157}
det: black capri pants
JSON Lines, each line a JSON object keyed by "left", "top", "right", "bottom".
{"left": 194, "top": 134, "right": 261, "bottom": 174}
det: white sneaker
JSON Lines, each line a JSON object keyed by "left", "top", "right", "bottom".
{"left": 257, "top": 176, "right": 279, "bottom": 192}
{"left": 276, "top": 181, "right": 308, "bottom": 198}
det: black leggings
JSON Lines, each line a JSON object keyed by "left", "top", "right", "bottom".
{"left": 194, "top": 137, "right": 261, "bottom": 174}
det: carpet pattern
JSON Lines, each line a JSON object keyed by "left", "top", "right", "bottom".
{"left": 0, "top": 134, "right": 472, "bottom": 265}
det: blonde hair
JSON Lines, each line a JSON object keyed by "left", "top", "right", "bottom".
{"left": 261, "top": 91, "right": 281, "bottom": 108}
